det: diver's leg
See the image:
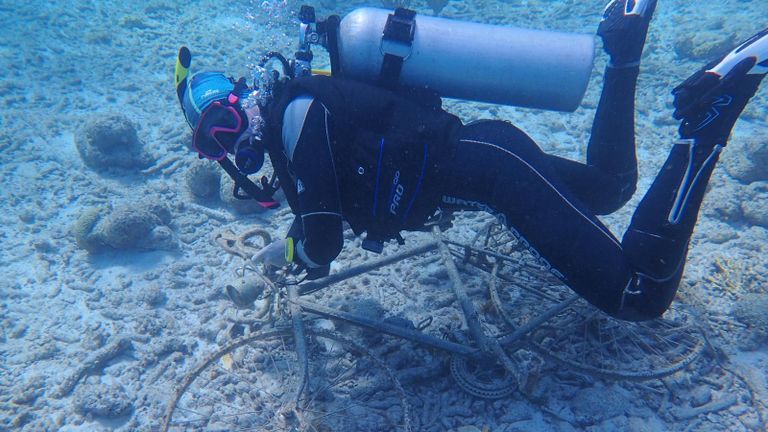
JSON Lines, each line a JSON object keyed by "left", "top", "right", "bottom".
{"left": 547, "top": 67, "right": 640, "bottom": 214}
{"left": 620, "top": 30, "right": 768, "bottom": 317}
{"left": 546, "top": 0, "right": 657, "bottom": 215}
{"left": 444, "top": 33, "right": 767, "bottom": 321}
{"left": 442, "top": 120, "right": 636, "bottom": 318}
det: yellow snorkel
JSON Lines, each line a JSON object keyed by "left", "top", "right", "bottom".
{"left": 175, "top": 46, "right": 191, "bottom": 109}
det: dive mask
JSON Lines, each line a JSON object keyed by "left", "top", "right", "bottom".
{"left": 192, "top": 98, "right": 247, "bottom": 161}
{"left": 193, "top": 84, "right": 266, "bottom": 175}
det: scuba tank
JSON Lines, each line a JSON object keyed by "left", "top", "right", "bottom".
{"left": 295, "top": 6, "right": 595, "bottom": 112}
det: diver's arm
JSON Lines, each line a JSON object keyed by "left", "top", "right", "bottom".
{"left": 282, "top": 97, "right": 344, "bottom": 272}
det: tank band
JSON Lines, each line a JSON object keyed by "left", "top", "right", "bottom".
{"left": 379, "top": 8, "right": 417, "bottom": 89}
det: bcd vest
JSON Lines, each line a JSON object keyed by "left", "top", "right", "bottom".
{"left": 264, "top": 75, "right": 462, "bottom": 245}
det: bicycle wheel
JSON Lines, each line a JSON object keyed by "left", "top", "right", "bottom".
{"left": 162, "top": 327, "right": 411, "bottom": 431}
{"left": 451, "top": 221, "right": 578, "bottom": 332}
{"left": 467, "top": 222, "right": 705, "bottom": 381}
{"left": 526, "top": 301, "right": 705, "bottom": 381}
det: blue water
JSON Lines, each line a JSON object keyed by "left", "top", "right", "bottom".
{"left": 1, "top": 1, "right": 767, "bottom": 431}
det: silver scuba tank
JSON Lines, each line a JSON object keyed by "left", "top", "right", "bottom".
{"left": 336, "top": 7, "right": 595, "bottom": 112}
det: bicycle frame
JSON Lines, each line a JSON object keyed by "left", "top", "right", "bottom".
{"left": 282, "top": 226, "right": 578, "bottom": 403}
{"left": 162, "top": 221, "right": 707, "bottom": 431}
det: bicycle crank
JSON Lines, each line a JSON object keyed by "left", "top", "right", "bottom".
{"left": 449, "top": 354, "right": 517, "bottom": 399}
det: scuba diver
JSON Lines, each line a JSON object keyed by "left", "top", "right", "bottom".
{"left": 175, "top": 0, "right": 768, "bottom": 321}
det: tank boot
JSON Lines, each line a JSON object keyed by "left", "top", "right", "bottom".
{"left": 597, "top": 0, "right": 658, "bottom": 68}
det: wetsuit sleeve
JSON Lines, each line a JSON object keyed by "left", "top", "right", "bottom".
{"left": 282, "top": 96, "right": 344, "bottom": 270}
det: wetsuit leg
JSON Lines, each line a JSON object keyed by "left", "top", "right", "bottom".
{"left": 617, "top": 141, "right": 718, "bottom": 319}
{"left": 549, "top": 0, "right": 657, "bottom": 214}
{"left": 546, "top": 66, "right": 640, "bottom": 215}
{"left": 442, "top": 120, "right": 640, "bottom": 319}
{"left": 440, "top": 30, "right": 767, "bottom": 321}
{"left": 442, "top": 81, "right": 760, "bottom": 321}
{"left": 620, "top": 61, "right": 768, "bottom": 318}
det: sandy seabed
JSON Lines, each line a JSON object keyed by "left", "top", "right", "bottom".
{"left": 1, "top": 0, "right": 768, "bottom": 430}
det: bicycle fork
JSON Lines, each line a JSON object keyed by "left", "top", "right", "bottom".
{"left": 432, "top": 226, "right": 523, "bottom": 385}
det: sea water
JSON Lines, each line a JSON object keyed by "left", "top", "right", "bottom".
{"left": 1, "top": 1, "right": 767, "bottom": 431}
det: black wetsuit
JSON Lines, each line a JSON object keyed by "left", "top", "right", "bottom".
{"left": 264, "top": 66, "right": 713, "bottom": 321}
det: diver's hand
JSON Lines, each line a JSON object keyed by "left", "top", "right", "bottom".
{"left": 251, "top": 240, "right": 288, "bottom": 269}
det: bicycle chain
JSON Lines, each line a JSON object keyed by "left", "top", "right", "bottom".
{"left": 449, "top": 354, "right": 517, "bottom": 399}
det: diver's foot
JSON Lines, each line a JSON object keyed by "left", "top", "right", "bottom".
{"left": 673, "top": 28, "right": 768, "bottom": 146}
{"left": 598, "top": 0, "right": 658, "bottom": 67}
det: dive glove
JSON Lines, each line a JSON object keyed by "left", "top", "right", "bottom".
{"left": 251, "top": 239, "right": 291, "bottom": 269}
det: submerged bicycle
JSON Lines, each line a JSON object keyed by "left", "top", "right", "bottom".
{"left": 161, "top": 219, "right": 705, "bottom": 431}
